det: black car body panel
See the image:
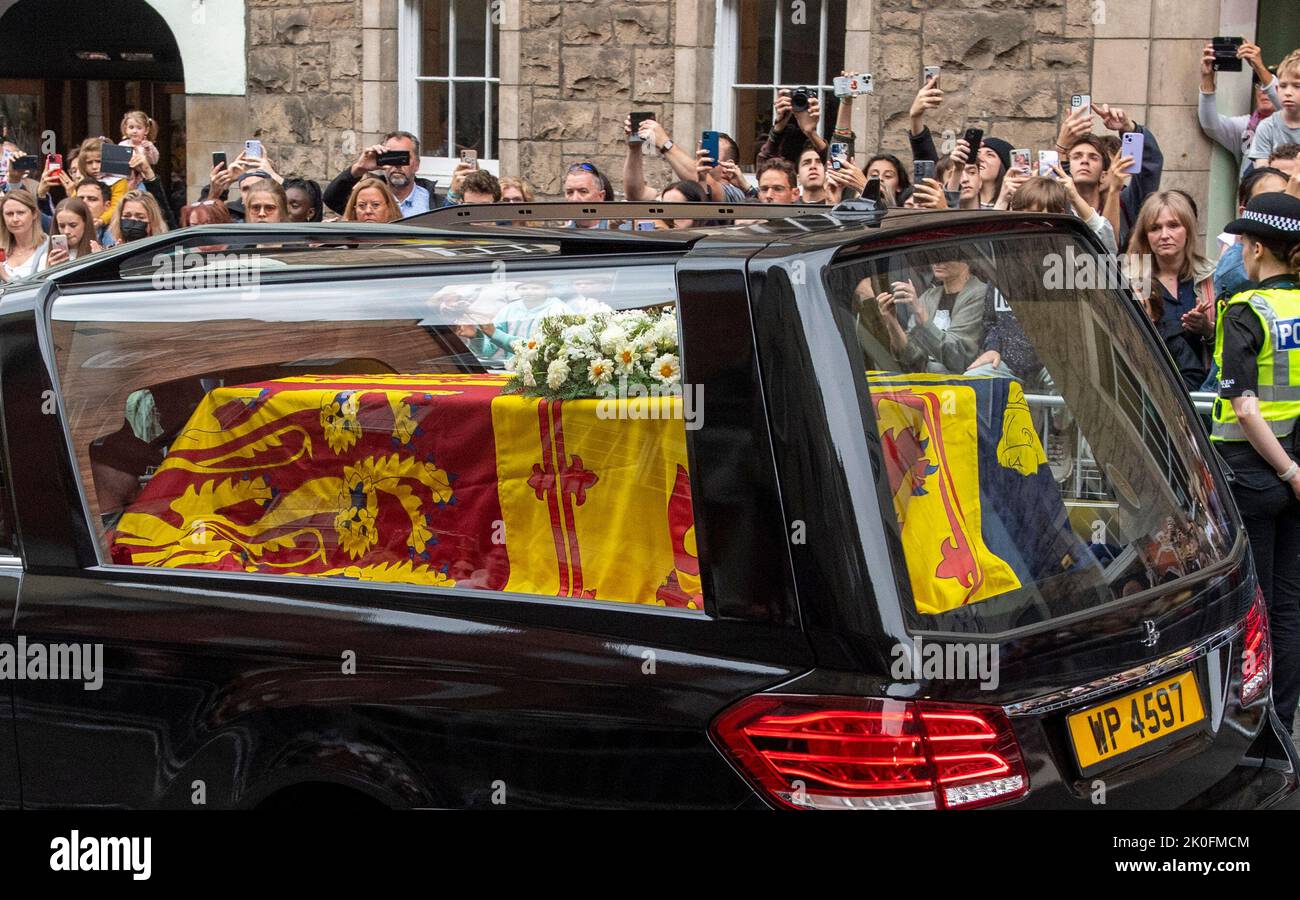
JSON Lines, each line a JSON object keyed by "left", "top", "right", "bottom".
{"left": 0, "top": 207, "right": 1292, "bottom": 808}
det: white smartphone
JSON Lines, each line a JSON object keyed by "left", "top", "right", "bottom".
{"left": 1070, "top": 94, "right": 1091, "bottom": 120}
{"left": 1037, "top": 149, "right": 1060, "bottom": 176}
{"left": 244, "top": 139, "right": 264, "bottom": 159}
{"left": 50, "top": 234, "right": 68, "bottom": 253}
{"left": 923, "top": 65, "right": 941, "bottom": 86}
{"left": 1011, "top": 148, "right": 1032, "bottom": 175}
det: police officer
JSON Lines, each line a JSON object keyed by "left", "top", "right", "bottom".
{"left": 1212, "top": 192, "right": 1300, "bottom": 732}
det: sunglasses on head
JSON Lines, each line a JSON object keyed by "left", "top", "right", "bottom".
{"left": 568, "top": 162, "right": 598, "bottom": 175}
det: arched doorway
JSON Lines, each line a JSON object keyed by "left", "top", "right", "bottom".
{"left": 0, "top": 0, "right": 185, "bottom": 208}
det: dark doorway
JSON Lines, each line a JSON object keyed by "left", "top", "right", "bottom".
{"left": 0, "top": 0, "right": 185, "bottom": 205}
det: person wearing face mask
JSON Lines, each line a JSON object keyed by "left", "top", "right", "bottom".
{"left": 110, "top": 190, "right": 169, "bottom": 244}
{"left": 324, "top": 131, "right": 444, "bottom": 216}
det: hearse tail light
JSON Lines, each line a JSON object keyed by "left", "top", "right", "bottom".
{"left": 710, "top": 695, "right": 1028, "bottom": 810}
{"left": 1240, "top": 586, "right": 1272, "bottom": 707}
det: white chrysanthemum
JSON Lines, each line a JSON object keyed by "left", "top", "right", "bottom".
{"left": 546, "top": 358, "right": 570, "bottom": 390}
{"left": 598, "top": 325, "right": 627, "bottom": 354}
{"left": 521, "top": 365, "right": 537, "bottom": 387}
{"left": 651, "top": 354, "right": 681, "bottom": 385}
{"left": 587, "top": 357, "right": 615, "bottom": 385}
{"left": 653, "top": 318, "right": 678, "bottom": 349}
{"left": 561, "top": 324, "right": 594, "bottom": 347}
{"left": 613, "top": 344, "right": 641, "bottom": 375}
{"left": 504, "top": 354, "right": 520, "bottom": 374}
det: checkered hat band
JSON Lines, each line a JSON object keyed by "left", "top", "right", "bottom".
{"left": 1243, "top": 209, "right": 1300, "bottom": 231}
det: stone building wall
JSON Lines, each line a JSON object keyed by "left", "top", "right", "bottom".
{"left": 859, "top": 0, "right": 1095, "bottom": 167}
{"left": 503, "top": 0, "right": 679, "bottom": 197}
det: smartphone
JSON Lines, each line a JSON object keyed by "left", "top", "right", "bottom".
{"left": 636, "top": 220, "right": 657, "bottom": 231}
{"left": 11, "top": 155, "right": 40, "bottom": 173}
{"left": 46, "top": 153, "right": 62, "bottom": 174}
{"left": 1011, "top": 148, "right": 1032, "bottom": 175}
{"left": 1120, "top": 131, "right": 1145, "bottom": 175}
{"left": 1212, "top": 36, "right": 1244, "bottom": 72}
{"left": 1037, "top": 149, "right": 1060, "bottom": 176}
{"left": 863, "top": 177, "right": 883, "bottom": 204}
{"left": 923, "top": 65, "right": 941, "bottom": 87}
{"left": 628, "top": 111, "right": 653, "bottom": 144}
{"left": 833, "top": 76, "right": 853, "bottom": 98}
{"left": 829, "top": 141, "right": 849, "bottom": 169}
{"left": 858, "top": 73, "right": 874, "bottom": 95}
{"left": 244, "top": 139, "right": 264, "bottom": 159}
{"left": 377, "top": 149, "right": 412, "bottom": 167}
{"left": 962, "top": 128, "right": 983, "bottom": 161}
{"left": 1070, "top": 93, "right": 1091, "bottom": 120}
{"left": 459, "top": 148, "right": 478, "bottom": 168}
{"left": 212, "top": 151, "right": 227, "bottom": 170}
{"left": 701, "top": 130, "right": 721, "bottom": 167}
{"left": 50, "top": 234, "right": 68, "bottom": 253}
{"left": 913, "top": 159, "right": 936, "bottom": 183}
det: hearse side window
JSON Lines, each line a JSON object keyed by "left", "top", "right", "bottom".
{"left": 825, "top": 232, "right": 1234, "bottom": 635}
{"left": 50, "top": 265, "right": 704, "bottom": 612}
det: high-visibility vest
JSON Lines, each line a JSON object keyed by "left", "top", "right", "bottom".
{"left": 1211, "top": 285, "right": 1300, "bottom": 442}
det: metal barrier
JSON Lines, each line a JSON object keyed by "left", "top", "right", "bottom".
{"left": 1026, "top": 391, "right": 1217, "bottom": 415}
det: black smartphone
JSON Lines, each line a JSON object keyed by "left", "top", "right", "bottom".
{"left": 913, "top": 159, "right": 936, "bottom": 183}
{"left": 863, "top": 177, "right": 884, "bottom": 205}
{"left": 628, "top": 111, "right": 653, "bottom": 144}
{"left": 376, "top": 150, "right": 411, "bottom": 167}
{"left": 963, "top": 128, "right": 983, "bottom": 161}
{"left": 1212, "top": 36, "right": 1244, "bottom": 72}
{"left": 212, "top": 151, "right": 227, "bottom": 170}
{"left": 11, "top": 155, "right": 40, "bottom": 173}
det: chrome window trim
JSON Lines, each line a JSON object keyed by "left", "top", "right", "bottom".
{"left": 1002, "top": 622, "right": 1242, "bottom": 717}
{"left": 0, "top": 555, "right": 20, "bottom": 568}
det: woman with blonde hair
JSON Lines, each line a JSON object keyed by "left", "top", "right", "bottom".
{"left": 1125, "top": 190, "right": 1216, "bottom": 391}
{"left": 343, "top": 176, "right": 401, "bottom": 223}
{"left": 0, "top": 189, "right": 50, "bottom": 281}
{"left": 109, "top": 189, "right": 170, "bottom": 244}
{"left": 242, "top": 178, "right": 289, "bottom": 223}
{"left": 498, "top": 176, "right": 535, "bottom": 204}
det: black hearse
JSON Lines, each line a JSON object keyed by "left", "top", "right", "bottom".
{"left": 0, "top": 201, "right": 1293, "bottom": 809}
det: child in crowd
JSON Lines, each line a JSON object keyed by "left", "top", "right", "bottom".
{"left": 119, "top": 110, "right": 160, "bottom": 167}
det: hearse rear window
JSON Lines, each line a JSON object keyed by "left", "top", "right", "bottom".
{"left": 826, "top": 231, "right": 1234, "bottom": 634}
{"left": 50, "top": 265, "right": 704, "bottom": 613}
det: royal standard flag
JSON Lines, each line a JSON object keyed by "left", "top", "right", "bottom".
{"left": 868, "top": 372, "right": 1084, "bottom": 615}
{"left": 110, "top": 374, "right": 701, "bottom": 609}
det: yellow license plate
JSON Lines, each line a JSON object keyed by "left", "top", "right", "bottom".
{"left": 1067, "top": 671, "right": 1205, "bottom": 771}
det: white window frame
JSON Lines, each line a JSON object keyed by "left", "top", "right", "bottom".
{"left": 398, "top": 0, "right": 501, "bottom": 183}
{"left": 712, "top": 0, "right": 837, "bottom": 146}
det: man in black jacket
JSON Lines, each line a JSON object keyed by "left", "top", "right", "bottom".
{"left": 323, "top": 131, "right": 444, "bottom": 216}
